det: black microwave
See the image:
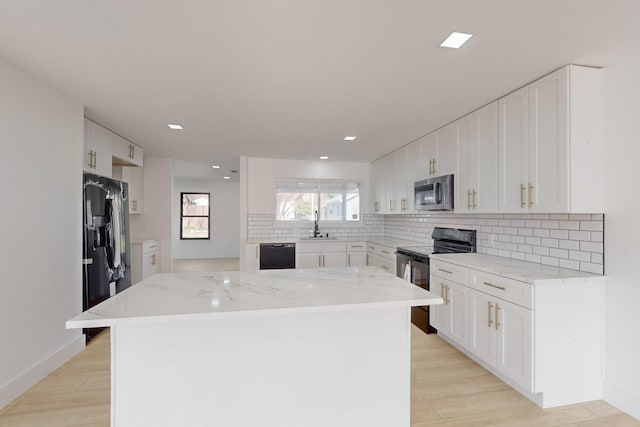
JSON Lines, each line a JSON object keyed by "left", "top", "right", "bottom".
{"left": 414, "top": 174, "right": 454, "bottom": 211}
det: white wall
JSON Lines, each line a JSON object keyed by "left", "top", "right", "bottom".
{"left": 173, "top": 178, "right": 240, "bottom": 259}
{"left": 246, "top": 157, "right": 371, "bottom": 214}
{"left": 602, "top": 51, "right": 640, "bottom": 419}
{"left": 130, "top": 158, "right": 174, "bottom": 273}
{"left": 0, "top": 58, "right": 85, "bottom": 408}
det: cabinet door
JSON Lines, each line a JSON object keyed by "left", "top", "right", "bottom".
{"left": 296, "top": 253, "right": 321, "bottom": 268}
{"left": 121, "top": 166, "right": 144, "bottom": 214}
{"left": 455, "top": 114, "right": 474, "bottom": 212}
{"left": 435, "top": 123, "right": 455, "bottom": 176}
{"left": 469, "top": 290, "right": 497, "bottom": 367}
{"left": 495, "top": 299, "right": 533, "bottom": 392}
{"left": 148, "top": 250, "right": 161, "bottom": 276}
{"left": 475, "top": 102, "right": 499, "bottom": 213}
{"left": 383, "top": 154, "right": 395, "bottom": 213}
{"left": 347, "top": 252, "right": 367, "bottom": 267}
{"left": 245, "top": 244, "right": 260, "bottom": 271}
{"left": 405, "top": 141, "right": 419, "bottom": 212}
{"left": 446, "top": 281, "right": 469, "bottom": 348}
{"left": 429, "top": 277, "right": 445, "bottom": 331}
{"left": 323, "top": 252, "right": 347, "bottom": 268}
{"left": 371, "top": 158, "right": 384, "bottom": 213}
{"left": 417, "top": 133, "right": 435, "bottom": 179}
{"left": 498, "top": 87, "right": 529, "bottom": 213}
{"left": 528, "top": 67, "right": 568, "bottom": 213}
{"left": 394, "top": 148, "right": 409, "bottom": 213}
{"left": 84, "top": 119, "right": 113, "bottom": 177}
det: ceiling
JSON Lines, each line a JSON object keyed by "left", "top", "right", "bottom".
{"left": 1, "top": 1, "right": 639, "bottom": 179}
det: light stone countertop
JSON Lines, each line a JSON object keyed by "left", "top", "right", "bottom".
{"left": 245, "top": 238, "right": 425, "bottom": 248}
{"left": 67, "top": 266, "right": 441, "bottom": 329}
{"left": 429, "top": 253, "right": 604, "bottom": 283}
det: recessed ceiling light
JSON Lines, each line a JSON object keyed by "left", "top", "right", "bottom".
{"left": 211, "top": 165, "right": 220, "bottom": 169}
{"left": 344, "top": 136, "right": 357, "bottom": 141}
{"left": 320, "top": 156, "right": 329, "bottom": 160}
{"left": 168, "top": 124, "right": 183, "bottom": 130}
{"left": 440, "top": 32, "right": 473, "bottom": 49}
{"left": 223, "top": 176, "right": 231, "bottom": 180}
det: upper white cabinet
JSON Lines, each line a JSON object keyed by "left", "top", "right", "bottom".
{"left": 498, "top": 65, "right": 603, "bottom": 213}
{"left": 371, "top": 157, "right": 384, "bottom": 213}
{"left": 84, "top": 118, "right": 113, "bottom": 177}
{"left": 417, "top": 123, "right": 455, "bottom": 180}
{"left": 455, "top": 102, "right": 499, "bottom": 213}
{"left": 112, "top": 133, "right": 144, "bottom": 167}
{"left": 84, "top": 118, "right": 144, "bottom": 177}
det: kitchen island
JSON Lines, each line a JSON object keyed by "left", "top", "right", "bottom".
{"left": 67, "top": 266, "right": 441, "bottom": 427}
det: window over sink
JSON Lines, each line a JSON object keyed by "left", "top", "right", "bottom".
{"left": 275, "top": 180, "right": 361, "bottom": 223}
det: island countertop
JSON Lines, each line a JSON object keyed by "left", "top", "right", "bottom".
{"left": 67, "top": 266, "right": 441, "bottom": 329}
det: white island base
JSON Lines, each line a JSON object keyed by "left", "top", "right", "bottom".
{"left": 67, "top": 267, "right": 441, "bottom": 427}
{"left": 112, "top": 306, "right": 411, "bottom": 426}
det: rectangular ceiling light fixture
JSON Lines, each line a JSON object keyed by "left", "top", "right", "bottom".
{"left": 168, "top": 124, "right": 183, "bottom": 130}
{"left": 344, "top": 136, "right": 357, "bottom": 141}
{"left": 440, "top": 32, "right": 473, "bottom": 49}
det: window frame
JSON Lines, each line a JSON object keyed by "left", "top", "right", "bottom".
{"left": 273, "top": 179, "right": 362, "bottom": 226}
{"left": 180, "top": 192, "right": 211, "bottom": 240}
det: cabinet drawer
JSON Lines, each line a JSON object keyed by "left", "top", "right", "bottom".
{"left": 367, "top": 242, "right": 395, "bottom": 260}
{"left": 143, "top": 240, "right": 160, "bottom": 253}
{"left": 296, "top": 242, "right": 322, "bottom": 253}
{"left": 322, "top": 241, "right": 347, "bottom": 253}
{"left": 346, "top": 241, "right": 366, "bottom": 252}
{"left": 430, "top": 260, "right": 469, "bottom": 285}
{"left": 377, "top": 257, "right": 395, "bottom": 274}
{"left": 470, "top": 270, "right": 532, "bottom": 309}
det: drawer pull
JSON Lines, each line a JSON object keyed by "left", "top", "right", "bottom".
{"left": 382, "top": 250, "right": 390, "bottom": 254}
{"left": 351, "top": 245, "right": 363, "bottom": 248}
{"left": 483, "top": 281, "right": 506, "bottom": 291}
{"left": 438, "top": 268, "right": 453, "bottom": 274}
{"left": 381, "top": 265, "right": 389, "bottom": 271}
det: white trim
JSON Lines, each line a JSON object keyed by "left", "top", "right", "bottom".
{"left": 0, "top": 335, "right": 85, "bottom": 410}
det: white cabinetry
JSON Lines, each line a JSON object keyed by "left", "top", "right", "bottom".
{"left": 417, "top": 123, "right": 455, "bottom": 180}
{"left": 121, "top": 166, "right": 144, "bottom": 214}
{"left": 455, "top": 102, "right": 498, "bottom": 213}
{"left": 245, "top": 244, "right": 260, "bottom": 271}
{"left": 296, "top": 241, "right": 347, "bottom": 268}
{"left": 366, "top": 242, "right": 396, "bottom": 274}
{"left": 112, "top": 133, "right": 144, "bottom": 167}
{"left": 469, "top": 271, "right": 533, "bottom": 392}
{"left": 498, "top": 65, "right": 603, "bottom": 213}
{"left": 84, "top": 118, "right": 113, "bottom": 177}
{"left": 131, "top": 240, "right": 161, "bottom": 284}
{"left": 430, "top": 260, "right": 469, "bottom": 348}
{"left": 371, "top": 158, "right": 384, "bottom": 213}
{"left": 346, "top": 241, "right": 367, "bottom": 267}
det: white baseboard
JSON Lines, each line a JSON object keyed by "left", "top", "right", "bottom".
{"left": 0, "top": 334, "right": 85, "bottom": 410}
{"left": 603, "top": 378, "right": 640, "bottom": 420}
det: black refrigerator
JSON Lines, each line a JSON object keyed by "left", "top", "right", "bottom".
{"left": 82, "top": 173, "right": 131, "bottom": 341}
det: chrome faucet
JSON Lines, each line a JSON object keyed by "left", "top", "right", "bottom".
{"left": 313, "top": 210, "right": 320, "bottom": 237}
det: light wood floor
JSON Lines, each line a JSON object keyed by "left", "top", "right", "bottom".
{"left": 1, "top": 258, "right": 638, "bottom": 426}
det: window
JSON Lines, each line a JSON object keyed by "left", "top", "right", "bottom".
{"left": 180, "top": 193, "right": 210, "bottom": 239}
{"left": 275, "top": 180, "right": 360, "bottom": 222}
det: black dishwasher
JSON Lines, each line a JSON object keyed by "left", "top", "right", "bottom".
{"left": 259, "top": 243, "right": 296, "bottom": 269}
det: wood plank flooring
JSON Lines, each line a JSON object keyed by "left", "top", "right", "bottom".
{"left": 1, "top": 258, "right": 638, "bottom": 426}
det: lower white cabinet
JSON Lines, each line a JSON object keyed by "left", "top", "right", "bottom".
{"left": 366, "top": 242, "right": 396, "bottom": 274}
{"left": 131, "top": 239, "right": 161, "bottom": 284}
{"left": 429, "top": 255, "right": 604, "bottom": 409}
{"left": 296, "top": 241, "right": 347, "bottom": 268}
{"left": 347, "top": 241, "right": 367, "bottom": 267}
{"left": 469, "top": 289, "right": 532, "bottom": 392}
{"left": 431, "top": 268, "right": 469, "bottom": 348}
{"left": 245, "top": 244, "right": 260, "bottom": 271}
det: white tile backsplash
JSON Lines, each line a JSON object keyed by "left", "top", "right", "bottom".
{"left": 247, "top": 212, "right": 605, "bottom": 274}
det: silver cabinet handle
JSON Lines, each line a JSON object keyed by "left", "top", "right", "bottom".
{"left": 438, "top": 268, "right": 452, "bottom": 274}
{"left": 88, "top": 150, "right": 94, "bottom": 168}
{"left": 472, "top": 189, "right": 477, "bottom": 209}
{"left": 444, "top": 284, "right": 450, "bottom": 305}
{"left": 467, "top": 190, "right": 472, "bottom": 209}
{"left": 520, "top": 184, "right": 526, "bottom": 208}
{"left": 432, "top": 158, "right": 437, "bottom": 175}
{"left": 381, "top": 265, "right": 389, "bottom": 271}
{"left": 382, "top": 250, "right": 390, "bottom": 254}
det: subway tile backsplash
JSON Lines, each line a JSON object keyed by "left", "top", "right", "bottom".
{"left": 383, "top": 213, "right": 604, "bottom": 275}
{"left": 247, "top": 212, "right": 604, "bottom": 275}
